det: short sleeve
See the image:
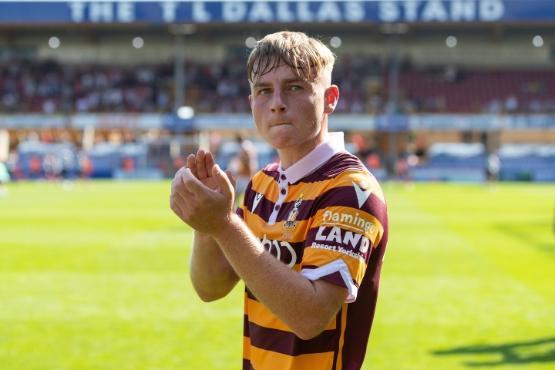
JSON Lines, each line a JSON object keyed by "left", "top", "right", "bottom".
{"left": 300, "top": 173, "right": 385, "bottom": 303}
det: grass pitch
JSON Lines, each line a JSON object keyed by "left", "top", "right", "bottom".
{"left": 0, "top": 181, "right": 554, "bottom": 370}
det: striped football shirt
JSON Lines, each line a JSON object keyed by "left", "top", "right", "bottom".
{"left": 237, "top": 132, "right": 388, "bottom": 370}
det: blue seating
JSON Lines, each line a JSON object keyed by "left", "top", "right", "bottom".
{"left": 499, "top": 145, "right": 555, "bottom": 181}
{"left": 410, "top": 143, "right": 487, "bottom": 182}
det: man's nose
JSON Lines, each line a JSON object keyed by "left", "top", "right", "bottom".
{"left": 270, "top": 91, "right": 286, "bottom": 113}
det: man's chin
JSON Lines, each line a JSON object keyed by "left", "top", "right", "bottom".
{"left": 269, "top": 137, "right": 295, "bottom": 150}
{"left": 265, "top": 131, "right": 295, "bottom": 149}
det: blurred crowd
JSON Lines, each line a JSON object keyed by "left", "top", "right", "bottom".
{"left": 2, "top": 56, "right": 554, "bottom": 115}
{"left": 1, "top": 129, "right": 269, "bottom": 182}
{"left": 0, "top": 59, "right": 174, "bottom": 114}
{"left": 2, "top": 127, "right": 554, "bottom": 184}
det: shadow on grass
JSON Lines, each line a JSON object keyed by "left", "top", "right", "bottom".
{"left": 494, "top": 224, "right": 555, "bottom": 255}
{"left": 432, "top": 337, "right": 555, "bottom": 367}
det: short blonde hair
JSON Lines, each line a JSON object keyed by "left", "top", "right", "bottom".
{"left": 247, "top": 31, "right": 335, "bottom": 84}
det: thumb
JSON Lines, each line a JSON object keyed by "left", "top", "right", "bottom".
{"left": 212, "top": 164, "right": 234, "bottom": 198}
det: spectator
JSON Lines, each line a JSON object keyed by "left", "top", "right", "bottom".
{"left": 505, "top": 95, "right": 519, "bottom": 113}
{"left": 1, "top": 58, "right": 555, "bottom": 114}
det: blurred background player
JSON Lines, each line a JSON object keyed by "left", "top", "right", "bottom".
{"left": 227, "top": 135, "right": 258, "bottom": 195}
{"left": 0, "top": 160, "right": 10, "bottom": 196}
{"left": 486, "top": 151, "right": 501, "bottom": 183}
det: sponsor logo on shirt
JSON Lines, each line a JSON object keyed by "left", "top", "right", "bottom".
{"left": 261, "top": 234, "right": 297, "bottom": 268}
{"left": 315, "top": 226, "right": 370, "bottom": 254}
{"left": 322, "top": 209, "right": 375, "bottom": 235}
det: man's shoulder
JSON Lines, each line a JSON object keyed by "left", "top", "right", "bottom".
{"left": 253, "top": 162, "right": 279, "bottom": 180}
{"left": 305, "top": 152, "right": 386, "bottom": 205}
{"left": 302, "top": 152, "right": 365, "bottom": 182}
{"left": 246, "top": 162, "right": 279, "bottom": 191}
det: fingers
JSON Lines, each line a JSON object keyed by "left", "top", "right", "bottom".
{"left": 196, "top": 149, "right": 209, "bottom": 179}
{"left": 188, "top": 150, "right": 216, "bottom": 181}
{"left": 212, "top": 164, "right": 234, "bottom": 199}
{"left": 171, "top": 181, "right": 190, "bottom": 203}
{"left": 171, "top": 162, "right": 234, "bottom": 234}
{"left": 172, "top": 168, "right": 195, "bottom": 201}
{"left": 205, "top": 152, "right": 215, "bottom": 172}
{"left": 186, "top": 154, "right": 199, "bottom": 179}
{"left": 170, "top": 170, "right": 194, "bottom": 218}
{"left": 181, "top": 167, "right": 210, "bottom": 194}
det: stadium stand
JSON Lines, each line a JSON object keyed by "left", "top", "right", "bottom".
{"left": 499, "top": 144, "right": 555, "bottom": 182}
{"left": 409, "top": 142, "right": 487, "bottom": 182}
{"left": 15, "top": 140, "right": 78, "bottom": 179}
{"left": 2, "top": 58, "right": 555, "bottom": 115}
{"left": 395, "top": 68, "right": 555, "bottom": 113}
{"left": 0, "top": 1, "right": 554, "bottom": 182}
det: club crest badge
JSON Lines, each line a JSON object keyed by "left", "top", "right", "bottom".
{"left": 284, "top": 196, "right": 303, "bottom": 231}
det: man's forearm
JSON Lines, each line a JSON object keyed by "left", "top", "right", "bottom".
{"left": 172, "top": 157, "right": 344, "bottom": 337}
{"left": 212, "top": 214, "right": 346, "bottom": 339}
{"left": 190, "top": 231, "right": 239, "bottom": 301}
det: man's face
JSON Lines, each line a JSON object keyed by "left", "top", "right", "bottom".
{"left": 249, "top": 64, "right": 338, "bottom": 155}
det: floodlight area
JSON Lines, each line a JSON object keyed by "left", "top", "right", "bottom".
{"left": 48, "top": 36, "right": 61, "bottom": 49}
{"left": 177, "top": 106, "right": 195, "bottom": 120}
{"left": 245, "top": 36, "right": 257, "bottom": 49}
{"left": 532, "top": 35, "right": 544, "bottom": 48}
{"left": 445, "top": 35, "right": 457, "bottom": 48}
{"left": 132, "top": 37, "right": 144, "bottom": 49}
{"left": 330, "top": 36, "right": 342, "bottom": 49}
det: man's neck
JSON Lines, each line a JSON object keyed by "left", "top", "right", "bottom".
{"left": 278, "top": 133, "right": 326, "bottom": 170}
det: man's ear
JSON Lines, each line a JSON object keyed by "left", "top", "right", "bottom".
{"left": 324, "top": 85, "right": 339, "bottom": 114}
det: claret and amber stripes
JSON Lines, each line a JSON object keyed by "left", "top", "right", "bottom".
{"left": 238, "top": 151, "right": 388, "bottom": 370}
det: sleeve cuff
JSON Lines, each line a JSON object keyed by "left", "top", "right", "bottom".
{"left": 300, "top": 259, "right": 358, "bottom": 303}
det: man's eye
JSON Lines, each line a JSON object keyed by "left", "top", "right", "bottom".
{"left": 289, "top": 85, "right": 302, "bottom": 91}
{"left": 258, "top": 88, "right": 271, "bottom": 95}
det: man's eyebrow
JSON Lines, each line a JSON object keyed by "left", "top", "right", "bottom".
{"left": 252, "top": 81, "right": 272, "bottom": 89}
{"left": 253, "top": 78, "right": 306, "bottom": 89}
{"left": 282, "top": 78, "right": 305, "bottom": 84}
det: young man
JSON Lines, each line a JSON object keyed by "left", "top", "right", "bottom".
{"left": 170, "top": 31, "right": 388, "bottom": 370}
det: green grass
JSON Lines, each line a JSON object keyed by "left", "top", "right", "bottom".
{"left": 0, "top": 181, "right": 554, "bottom": 370}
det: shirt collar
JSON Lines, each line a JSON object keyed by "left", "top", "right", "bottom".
{"left": 280, "top": 132, "right": 345, "bottom": 184}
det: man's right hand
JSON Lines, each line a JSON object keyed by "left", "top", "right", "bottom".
{"left": 186, "top": 149, "right": 236, "bottom": 192}
{"left": 170, "top": 149, "right": 238, "bottom": 234}
{"left": 177, "top": 149, "right": 240, "bottom": 301}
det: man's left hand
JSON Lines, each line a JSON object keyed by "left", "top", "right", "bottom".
{"left": 170, "top": 163, "right": 235, "bottom": 235}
